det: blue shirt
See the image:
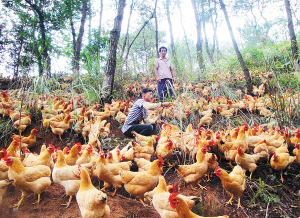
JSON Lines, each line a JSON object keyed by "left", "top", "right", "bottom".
{"left": 121, "top": 99, "right": 148, "bottom": 133}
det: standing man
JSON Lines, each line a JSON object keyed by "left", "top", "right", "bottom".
{"left": 154, "top": 46, "right": 176, "bottom": 102}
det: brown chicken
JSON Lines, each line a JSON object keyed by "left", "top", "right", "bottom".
{"left": 65, "top": 143, "right": 82, "bottom": 165}
{"left": 155, "top": 140, "right": 174, "bottom": 166}
{"left": 52, "top": 150, "right": 94, "bottom": 207}
{"left": 95, "top": 152, "right": 123, "bottom": 196}
{"left": 13, "top": 114, "right": 32, "bottom": 132}
{"left": 270, "top": 152, "right": 296, "bottom": 182}
{"left": 153, "top": 176, "right": 200, "bottom": 218}
{"left": 4, "top": 155, "right": 51, "bottom": 207}
{"left": 22, "top": 144, "right": 55, "bottom": 170}
{"left": 12, "top": 128, "right": 37, "bottom": 148}
{"left": 76, "top": 166, "right": 110, "bottom": 218}
{"left": 293, "top": 142, "right": 300, "bottom": 164}
{"left": 50, "top": 114, "right": 71, "bottom": 140}
{"left": 120, "top": 158, "right": 164, "bottom": 206}
{"left": 169, "top": 193, "right": 229, "bottom": 218}
{"left": 235, "top": 145, "right": 262, "bottom": 179}
{"left": 175, "top": 146, "right": 208, "bottom": 190}
{"left": 132, "top": 139, "right": 154, "bottom": 161}
{"left": 214, "top": 165, "right": 246, "bottom": 208}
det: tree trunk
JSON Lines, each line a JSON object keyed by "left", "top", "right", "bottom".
{"left": 219, "top": 0, "right": 253, "bottom": 95}
{"left": 72, "top": 0, "right": 88, "bottom": 76}
{"left": 203, "top": 20, "right": 214, "bottom": 65}
{"left": 88, "top": 0, "right": 92, "bottom": 46}
{"left": 284, "top": 0, "right": 299, "bottom": 71}
{"left": 154, "top": 0, "right": 159, "bottom": 58}
{"left": 191, "top": 0, "right": 205, "bottom": 72}
{"left": 211, "top": 3, "right": 221, "bottom": 60}
{"left": 102, "top": 0, "right": 126, "bottom": 100}
{"left": 99, "top": 0, "right": 103, "bottom": 36}
{"left": 120, "top": 0, "right": 134, "bottom": 60}
{"left": 25, "top": 0, "right": 51, "bottom": 76}
{"left": 178, "top": 4, "right": 192, "bottom": 71}
{"left": 166, "top": 0, "right": 179, "bottom": 73}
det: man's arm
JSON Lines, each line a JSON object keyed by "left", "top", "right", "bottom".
{"left": 170, "top": 68, "right": 176, "bottom": 83}
{"left": 154, "top": 65, "right": 161, "bottom": 83}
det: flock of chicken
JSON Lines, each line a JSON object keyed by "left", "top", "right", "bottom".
{"left": 0, "top": 72, "right": 299, "bottom": 218}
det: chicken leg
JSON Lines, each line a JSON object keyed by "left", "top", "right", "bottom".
{"left": 197, "top": 182, "right": 207, "bottom": 190}
{"left": 13, "top": 192, "right": 28, "bottom": 208}
{"left": 59, "top": 135, "right": 62, "bottom": 141}
{"left": 111, "top": 188, "right": 118, "bottom": 196}
{"left": 237, "top": 197, "right": 243, "bottom": 209}
{"left": 189, "top": 184, "right": 197, "bottom": 191}
{"left": 138, "top": 198, "right": 149, "bottom": 207}
{"left": 61, "top": 195, "right": 73, "bottom": 208}
{"left": 32, "top": 193, "right": 41, "bottom": 205}
{"left": 225, "top": 194, "right": 234, "bottom": 205}
{"left": 280, "top": 172, "right": 284, "bottom": 183}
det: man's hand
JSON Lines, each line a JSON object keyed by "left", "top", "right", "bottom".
{"left": 162, "top": 102, "right": 172, "bottom": 107}
{"left": 156, "top": 120, "right": 165, "bottom": 125}
{"left": 156, "top": 77, "right": 161, "bottom": 83}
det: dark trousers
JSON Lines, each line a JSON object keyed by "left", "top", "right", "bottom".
{"left": 158, "top": 78, "right": 173, "bottom": 101}
{"left": 124, "top": 124, "right": 156, "bottom": 138}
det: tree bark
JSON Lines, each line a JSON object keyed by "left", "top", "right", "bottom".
{"left": 88, "top": 0, "right": 91, "bottom": 46}
{"left": 166, "top": 0, "right": 179, "bottom": 73}
{"left": 102, "top": 0, "right": 126, "bottom": 100}
{"left": 178, "top": 4, "right": 192, "bottom": 71}
{"left": 219, "top": 0, "right": 253, "bottom": 95}
{"left": 72, "top": 0, "right": 88, "bottom": 76}
{"left": 191, "top": 0, "right": 205, "bottom": 72}
{"left": 284, "top": 0, "right": 299, "bottom": 71}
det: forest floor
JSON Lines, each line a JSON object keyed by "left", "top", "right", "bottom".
{"left": 1, "top": 114, "right": 300, "bottom": 218}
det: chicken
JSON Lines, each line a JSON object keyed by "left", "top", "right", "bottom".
{"left": 76, "top": 166, "right": 110, "bottom": 218}
{"left": 293, "top": 142, "right": 300, "bottom": 165}
{"left": 7, "top": 109, "right": 28, "bottom": 122}
{"left": 134, "top": 158, "right": 151, "bottom": 172}
{"left": 214, "top": 165, "right": 246, "bottom": 208}
{"left": 94, "top": 152, "right": 122, "bottom": 196}
{"left": 132, "top": 131, "right": 157, "bottom": 144}
{"left": 291, "top": 130, "right": 300, "bottom": 147}
{"left": 76, "top": 144, "right": 94, "bottom": 165}
{"left": 175, "top": 146, "right": 208, "bottom": 190}
{"left": 13, "top": 114, "right": 32, "bottom": 132}
{"left": 198, "top": 111, "right": 213, "bottom": 127}
{"left": 153, "top": 176, "right": 200, "bottom": 218}
{"left": 52, "top": 150, "right": 93, "bottom": 207}
{"left": 270, "top": 152, "right": 296, "bottom": 182}
{"left": 99, "top": 122, "right": 111, "bottom": 138}
{"left": 0, "top": 179, "right": 14, "bottom": 201}
{"left": 22, "top": 144, "right": 55, "bottom": 170}
{"left": 65, "top": 143, "right": 82, "bottom": 165}
{"left": 222, "top": 124, "right": 249, "bottom": 152}
{"left": 155, "top": 140, "right": 174, "bottom": 166}
{"left": 12, "top": 128, "right": 37, "bottom": 148}
{"left": 120, "top": 158, "right": 164, "bottom": 206}
{"left": 132, "top": 138, "right": 154, "bottom": 161}
{"left": 205, "top": 153, "right": 219, "bottom": 182}
{"left": 169, "top": 193, "right": 229, "bottom": 218}
{"left": 50, "top": 114, "right": 72, "bottom": 140}
{"left": 235, "top": 145, "right": 262, "bottom": 180}
{"left": 115, "top": 111, "right": 127, "bottom": 122}
{"left": 4, "top": 155, "right": 51, "bottom": 207}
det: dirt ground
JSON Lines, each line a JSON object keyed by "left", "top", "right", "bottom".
{"left": 1, "top": 118, "right": 300, "bottom": 218}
